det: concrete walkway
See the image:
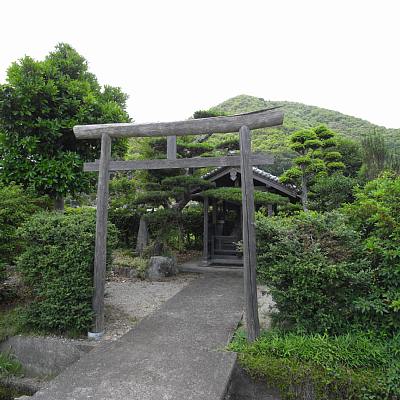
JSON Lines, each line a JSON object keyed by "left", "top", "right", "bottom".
{"left": 28, "top": 270, "right": 244, "bottom": 400}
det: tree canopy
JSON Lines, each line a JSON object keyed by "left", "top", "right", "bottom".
{"left": 0, "top": 43, "right": 130, "bottom": 206}
{"left": 280, "top": 125, "right": 344, "bottom": 210}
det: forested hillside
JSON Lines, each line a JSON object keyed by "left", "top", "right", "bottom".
{"left": 212, "top": 94, "right": 400, "bottom": 145}
{"left": 201, "top": 94, "right": 400, "bottom": 174}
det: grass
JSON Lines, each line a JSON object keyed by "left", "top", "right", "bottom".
{"left": 228, "top": 329, "right": 400, "bottom": 400}
{"left": 0, "top": 353, "right": 21, "bottom": 378}
{"left": 112, "top": 249, "right": 148, "bottom": 278}
{"left": 0, "top": 307, "right": 26, "bottom": 342}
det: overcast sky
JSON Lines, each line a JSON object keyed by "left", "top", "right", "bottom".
{"left": 1, "top": 0, "right": 399, "bottom": 128}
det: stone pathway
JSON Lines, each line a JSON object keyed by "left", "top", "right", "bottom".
{"left": 26, "top": 270, "right": 244, "bottom": 400}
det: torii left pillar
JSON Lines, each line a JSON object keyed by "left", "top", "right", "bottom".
{"left": 89, "top": 133, "right": 111, "bottom": 339}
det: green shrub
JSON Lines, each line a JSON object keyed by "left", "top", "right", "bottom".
{"left": 343, "top": 174, "right": 400, "bottom": 334}
{"left": 145, "top": 205, "right": 203, "bottom": 252}
{"left": 0, "top": 184, "right": 47, "bottom": 266}
{"left": 309, "top": 172, "right": 356, "bottom": 211}
{"left": 0, "top": 306, "right": 26, "bottom": 341}
{"left": 108, "top": 175, "right": 141, "bottom": 246}
{"left": 17, "top": 209, "right": 117, "bottom": 334}
{"left": 0, "top": 261, "right": 5, "bottom": 284}
{"left": 112, "top": 249, "right": 148, "bottom": 278}
{"left": 256, "top": 211, "right": 372, "bottom": 334}
{"left": 229, "top": 329, "right": 400, "bottom": 400}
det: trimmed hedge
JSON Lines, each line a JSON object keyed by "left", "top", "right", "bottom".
{"left": 17, "top": 208, "right": 117, "bottom": 334}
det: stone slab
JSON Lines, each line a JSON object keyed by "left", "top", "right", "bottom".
{"left": 28, "top": 271, "right": 244, "bottom": 400}
{"left": 0, "top": 336, "right": 94, "bottom": 378}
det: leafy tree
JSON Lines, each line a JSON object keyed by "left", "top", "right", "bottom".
{"left": 309, "top": 173, "right": 356, "bottom": 212}
{"left": 360, "top": 132, "right": 400, "bottom": 180}
{"left": 334, "top": 137, "right": 363, "bottom": 177}
{"left": 280, "top": 125, "right": 345, "bottom": 211}
{"left": 0, "top": 43, "right": 130, "bottom": 209}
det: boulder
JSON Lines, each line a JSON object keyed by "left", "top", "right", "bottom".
{"left": 147, "top": 256, "right": 178, "bottom": 280}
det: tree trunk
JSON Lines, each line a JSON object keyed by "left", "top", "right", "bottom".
{"left": 54, "top": 196, "right": 65, "bottom": 212}
{"left": 136, "top": 215, "right": 149, "bottom": 255}
{"left": 301, "top": 169, "right": 308, "bottom": 211}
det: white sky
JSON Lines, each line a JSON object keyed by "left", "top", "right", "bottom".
{"left": 1, "top": 0, "right": 399, "bottom": 128}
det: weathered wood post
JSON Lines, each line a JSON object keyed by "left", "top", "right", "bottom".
{"left": 239, "top": 125, "right": 260, "bottom": 341}
{"left": 167, "top": 136, "right": 177, "bottom": 160}
{"left": 202, "top": 196, "right": 209, "bottom": 265}
{"left": 89, "top": 133, "right": 111, "bottom": 339}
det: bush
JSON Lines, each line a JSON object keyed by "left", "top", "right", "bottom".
{"left": 343, "top": 174, "right": 400, "bottom": 334}
{"left": 309, "top": 173, "right": 356, "bottom": 211}
{"left": 17, "top": 209, "right": 117, "bottom": 334}
{"left": 145, "top": 205, "right": 203, "bottom": 252}
{"left": 108, "top": 175, "right": 141, "bottom": 246}
{"left": 256, "top": 211, "right": 372, "bottom": 334}
{"left": 229, "top": 329, "right": 400, "bottom": 400}
{"left": 112, "top": 249, "right": 148, "bottom": 279}
{"left": 0, "top": 184, "right": 47, "bottom": 266}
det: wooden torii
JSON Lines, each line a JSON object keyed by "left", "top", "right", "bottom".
{"left": 73, "top": 108, "right": 284, "bottom": 341}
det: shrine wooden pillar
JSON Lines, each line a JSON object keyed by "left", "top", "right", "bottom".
{"left": 90, "top": 133, "right": 111, "bottom": 338}
{"left": 239, "top": 125, "right": 260, "bottom": 341}
{"left": 202, "top": 196, "right": 209, "bottom": 265}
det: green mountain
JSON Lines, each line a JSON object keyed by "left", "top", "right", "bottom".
{"left": 212, "top": 94, "right": 400, "bottom": 145}
{"left": 204, "top": 94, "right": 399, "bottom": 174}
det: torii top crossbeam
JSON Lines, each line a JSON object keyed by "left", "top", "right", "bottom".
{"left": 73, "top": 107, "right": 283, "bottom": 139}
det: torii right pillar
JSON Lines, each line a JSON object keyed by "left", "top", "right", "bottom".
{"left": 239, "top": 125, "right": 260, "bottom": 341}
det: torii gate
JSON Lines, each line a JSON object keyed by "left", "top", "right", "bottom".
{"left": 73, "top": 108, "right": 284, "bottom": 342}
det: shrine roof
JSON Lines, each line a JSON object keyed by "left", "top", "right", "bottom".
{"left": 202, "top": 165, "right": 299, "bottom": 198}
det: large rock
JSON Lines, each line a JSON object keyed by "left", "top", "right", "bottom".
{"left": 147, "top": 256, "right": 178, "bottom": 280}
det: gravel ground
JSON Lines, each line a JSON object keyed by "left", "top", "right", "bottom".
{"left": 102, "top": 273, "right": 198, "bottom": 341}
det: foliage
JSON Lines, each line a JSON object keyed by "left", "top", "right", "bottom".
{"left": 0, "top": 43, "right": 130, "bottom": 203}
{"left": 112, "top": 249, "right": 148, "bottom": 279}
{"left": 0, "top": 353, "right": 22, "bottom": 378}
{"left": 16, "top": 209, "right": 117, "bottom": 334}
{"left": 229, "top": 329, "right": 400, "bottom": 400}
{"left": 256, "top": 211, "right": 373, "bottom": 334}
{"left": 257, "top": 173, "right": 400, "bottom": 336}
{"left": 280, "top": 125, "right": 344, "bottom": 210}
{"left": 181, "top": 205, "right": 204, "bottom": 249}
{"left": 108, "top": 175, "right": 141, "bottom": 246}
{"left": 144, "top": 204, "right": 203, "bottom": 251}
{"left": 343, "top": 174, "right": 400, "bottom": 334}
{"left": 192, "top": 109, "right": 226, "bottom": 119}
{"left": 202, "top": 187, "right": 289, "bottom": 206}
{"left": 309, "top": 173, "right": 356, "bottom": 212}
{"left": 0, "top": 184, "right": 48, "bottom": 267}
{"left": 0, "top": 307, "right": 26, "bottom": 342}
{"left": 360, "top": 133, "right": 400, "bottom": 180}
{"left": 335, "top": 136, "right": 363, "bottom": 177}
